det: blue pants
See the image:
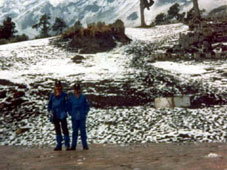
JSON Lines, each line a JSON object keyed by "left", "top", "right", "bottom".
{"left": 71, "top": 119, "right": 88, "bottom": 148}
{"left": 53, "top": 117, "right": 70, "bottom": 148}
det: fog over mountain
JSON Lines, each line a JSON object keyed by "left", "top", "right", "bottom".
{"left": 0, "top": 0, "right": 226, "bottom": 37}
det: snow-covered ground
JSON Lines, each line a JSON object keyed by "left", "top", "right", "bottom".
{"left": 126, "top": 23, "right": 189, "bottom": 43}
{"left": 0, "top": 38, "right": 134, "bottom": 85}
{"left": 0, "top": 24, "right": 226, "bottom": 146}
{"left": 1, "top": 106, "right": 226, "bottom": 146}
{"left": 151, "top": 61, "right": 227, "bottom": 89}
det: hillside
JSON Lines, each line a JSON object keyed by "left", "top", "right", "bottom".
{"left": 0, "top": 23, "right": 226, "bottom": 146}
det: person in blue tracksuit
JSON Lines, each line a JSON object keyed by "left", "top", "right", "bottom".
{"left": 48, "top": 80, "right": 70, "bottom": 151}
{"left": 68, "top": 83, "right": 90, "bottom": 150}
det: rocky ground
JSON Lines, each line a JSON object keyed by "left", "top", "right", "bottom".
{"left": 0, "top": 143, "right": 227, "bottom": 170}
{"left": 0, "top": 23, "right": 226, "bottom": 157}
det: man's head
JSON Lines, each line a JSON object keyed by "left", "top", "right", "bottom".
{"left": 54, "top": 80, "right": 62, "bottom": 95}
{"left": 73, "top": 83, "right": 81, "bottom": 96}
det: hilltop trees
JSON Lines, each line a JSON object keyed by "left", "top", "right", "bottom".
{"left": 168, "top": 3, "right": 180, "bottom": 20}
{"left": 52, "top": 17, "right": 67, "bottom": 35}
{"left": 140, "top": 0, "right": 154, "bottom": 27}
{"left": 155, "top": 13, "right": 167, "bottom": 25}
{"left": 32, "top": 14, "right": 51, "bottom": 38}
{"left": 74, "top": 20, "right": 83, "bottom": 29}
{"left": 0, "top": 16, "right": 28, "bottom": 45}
{"left": 33, "top": 14, "right": 69, "bottom": 37}
{"left": 155, "top": 3, "right": 185, "bottom": 25}
{"left": 0, "top": 17, "right": 17, "bottom": 39}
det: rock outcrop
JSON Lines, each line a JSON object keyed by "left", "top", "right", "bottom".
{"left": 168, "top": 17, "right": 227, "bottom": 60}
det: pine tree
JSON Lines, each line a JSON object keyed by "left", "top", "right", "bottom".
{"left": 32, "top": 14, "right": 51, "bottom": 38}
{"left": 52, "top": 17, "right": 67, "bottom": 35}
{"left": 74, "top": 20, "right": 82, "bottom": 29}
{"left": 168, "top": 3, "right": 180, "bottom": 19}
{"left": 155, "top": 13, "right": 167, "bottom": 25}
{"left": 0, "top": 17, "right": 17, "bottom": 39}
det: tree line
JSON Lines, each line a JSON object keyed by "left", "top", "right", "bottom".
{"left": 0, "top": 17, "right": 28, "bottom": 44}
{"left": 0, "top": 14, "right": 67, "bottom": 44}
{"left": 154, "top": 2, "right": 205, "bottom": 25}
{"left": 32, "top": 14, "right": 67, "bottom": 38}
{"left": 140, "top": 0, "right": 201, "bottom": 27}
{"left": 0, "top": 0, "right": 201, "bottom": 44}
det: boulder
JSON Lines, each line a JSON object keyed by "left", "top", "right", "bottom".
{"left": 16, "top": 128, "right": 30, "bottom": 135}
{"left": 155, "top": 97, "right": 174, "bottom": 109}
{"left": 71, "top": 55, "right": 85, "bottom": 63}
{"left": 155, "top": 96, "right": 191, "bottom": 109}
{"left": 173, "top": 96, "right": 191, "bottom": 108}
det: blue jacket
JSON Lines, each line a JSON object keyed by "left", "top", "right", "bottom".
{"left": 48, "top": 92, "right": 68, "bottom": 120}
{"left": 67, "top": 94, "right": 90, "bottom": 120}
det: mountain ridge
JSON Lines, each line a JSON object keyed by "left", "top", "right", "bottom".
{"left": 0, "top": 0, "right": 226, "bottom": 37}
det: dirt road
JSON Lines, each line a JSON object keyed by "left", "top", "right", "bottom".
{"left": 0, "top": 143, "right": 226, "bottom": 170}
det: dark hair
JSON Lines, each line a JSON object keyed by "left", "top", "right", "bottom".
{"left": 73, "top": 83, "right": 81, "bottom": 90}
{"left": 55, "top": 80, "right": 62, "bottom": 87}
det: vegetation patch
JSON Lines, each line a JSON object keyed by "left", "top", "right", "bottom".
{"left": 0, "top": 17, "right": 29, "bottom": 45}
{"left": 52, "top": 20, "right": 131, "bottom": 54}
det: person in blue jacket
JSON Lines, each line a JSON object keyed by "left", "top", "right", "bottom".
{"left": 48, "top": 80, "right": 70, "bottom": 151}
{"left": 68, "top": 83, "right": 90, "bottom": 150}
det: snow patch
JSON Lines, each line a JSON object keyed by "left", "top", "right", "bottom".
{"left": 48, "top": 0, "right": 77, "bottom": 7}
{"left": 206, "top": 153, "right": 221, "bottom": 158}
{"left": 151, "top": 62, "right": 208, "bottom": 75}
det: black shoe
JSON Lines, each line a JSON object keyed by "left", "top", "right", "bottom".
{"left": 83, "top": 146, "right": 89, "bottom": 150}
{"left": 66, "top": 147, "right": 71, "bottom": 151}
{"left": 70, "top": 147, "right": 76, "bottom": 151}
{"left": 54, "top": 147, "right": 62, "bottom": 151}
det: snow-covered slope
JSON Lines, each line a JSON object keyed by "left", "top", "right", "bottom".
{"left": 1, "top": 0, "right": 226, "bottom": 37}
{"left": 0, "top": 0, "right": 140, "bottom": 37}
{"left": 0, "top": 23, "right": 226, "bottom": 145}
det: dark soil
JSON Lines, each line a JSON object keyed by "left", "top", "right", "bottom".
{"left": 0, "top": 143, "right": 226, "bottom": 170}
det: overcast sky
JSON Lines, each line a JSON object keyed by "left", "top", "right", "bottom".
{"left": 0, "top": 0, "right": 4, "bottom": 7}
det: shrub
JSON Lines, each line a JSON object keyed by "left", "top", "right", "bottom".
{"left": 11, "top": 34, "right": 29, "bottom": 42}
{"left": 58, "top": 20, "right": 130, "bottom": 53}
{"left": 155, "top": 13, "right": 167, "bottom": 25}
{"left": 168, "top": 3, "right": 180, "bottom": 19}
{"left": 0, "top": 39, "right": 8, "bottom": 45}
{"left": 97, "top": 21, "right": 106, "bottom": 29}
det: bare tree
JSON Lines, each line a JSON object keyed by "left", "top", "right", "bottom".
{"left": 192, "top": 0, "right": 200, "bottom": 18}
{"left": 140, "top": 0, "right": 154, "bottom": 27}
